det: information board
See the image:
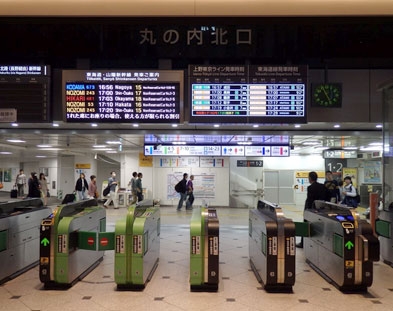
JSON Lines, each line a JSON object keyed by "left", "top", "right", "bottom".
{"left": 0, "top": 65, "right": 50, "bottom": 122}
{"left": 63, "top": 70, "right": 183, "bottom": 123}
{"left": 189, "top": 65, "right": 307, "bottom": 124}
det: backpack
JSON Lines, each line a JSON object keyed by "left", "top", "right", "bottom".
{"left": 174, "top": 180, "right": 183, "bottom": 193}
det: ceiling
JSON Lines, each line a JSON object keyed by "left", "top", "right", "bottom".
{"left": 0, "top": 121, "right": 383, "bottom": 161}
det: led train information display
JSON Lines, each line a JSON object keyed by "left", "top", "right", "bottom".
{"left": 63, "top": 70, "right": 183, "bottom": 123}
{"left": 189, "top": 65, "right": 307, "bottom": 124}
{"left": 0, "top": 65, "right": 50, "bottom": 123}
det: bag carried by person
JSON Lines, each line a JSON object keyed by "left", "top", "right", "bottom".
{"left": 174, "top": 180, "right": 183, "bottom": 193}
{"left": 62, "top": 193, "right": 75, "bottom": 204}
{"left": 103, "top": 185, "right": 110, "bottom": 196}
{"left": 47, "top": 190, "right": 50, "bottom": 198}
{"left": 10, "top": 186, "right": 17, "bottom": 198}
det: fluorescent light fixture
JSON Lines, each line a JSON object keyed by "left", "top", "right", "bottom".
{"left": 334, "top": 124, "right": 340, "bottom": 128}
{"left": 302, "top": 141, "right": 320, "bottom": 146}
{"left": 294, "top": 124, "right": 301, "bottom": 128}
{"left": 11, "top": 123, "right": 18, "bottom": 127}
{"left": 93, "top": 145, "right": 107, "bottom": 148}
{"left": 35, "top": 155, "right": 47, "bottom": 158}
{"left": 91, "top": 123, "right": 98, "bottom": 127}
{"left": 360, "top": 146, "right": 383, "bottom": 151}
{"left": 37, "top": 144, "right": 52, "bottom": 148}
{"left": 52, "top": 123, "right": 59, "bottom": 127}
{"left": 172, "top": 141, "right": 186, "bottom": 145}
{"left": 369, "top": 142, "right": 383, "bottom": 146}
{"left": 132, "top": 124, "right": 139, "bottom": 128}
{"left": 106, "top": 141, "right": 122, "bottom": 145}
{"left": 7, "top": 139, "right": 26, "bottom": 143}
{"left": 106, "top": 150, "right": 118, "bottom": 153}
{"left": 39, "top": 148, "right": 61, "bottom": 151}
{"left": 94, "top": 148, "right": 113, "bottom": 151}
{"left": 376, "top": 124, "right": 383, "bottom": 128}
{"left": 253, "top": 124, "right": 259, "bottom": 128}
{"left": 0, "top": 151, "right": 12, "bottom": 155}
{"left": 314, "top": 146, "right": 329, "bottom": 150}
{"left": 343, "top": 146, "right": 358, "bottom": 150}
{"left": 213, "top": 124, "right": 220, "bottom": 128}
{"left": 171, "top": 124, "right": 178, "bottom": 128}
{"left": 237, "top": 141, "right": 252, "bottom": 145}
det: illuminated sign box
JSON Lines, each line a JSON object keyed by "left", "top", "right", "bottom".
{"left": 62, "top": 70, "right": 184, "bottom": 123}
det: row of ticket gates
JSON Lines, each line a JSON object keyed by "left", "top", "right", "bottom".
{"left": 1, "top": 196, "right": 393, "bottom": 292}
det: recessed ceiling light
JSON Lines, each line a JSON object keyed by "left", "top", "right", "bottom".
{"left": 7, "top": 139, "right": 25, "bottom": 143}
{"left": 369, "top": 142, "right": 383, "bottom": 146}
{"left": 106, "top": 150, "right": 118, "bottom": 153}
{"left": 52, "top": 123, "right": 59, "bottom": 127}
{"left": 172, "top": 141, "right": 186, "bottom": 145}
{"left": 91, "top": 123, "right": 98, "bottom": 127}
{"left": 94, "top": 148, "right": 113, "bottom": 151}
{"left": 11, "top": 123, "right": 18, "bottom": 127}
{"left": 172, "top": 124, "right": 178, "bottom": 128}
{"left": 39, "top": 148, "right": 61, "bottom": 151}
{"left": 36, "top": 155, "right": 47, "bottom": 158}
{"left": 37, "top": 144, "right": 52, "bottom": 148}
{"left": 132, "top": 124, "right": 139, "bottom": 128}
{"left": 294, "top": 124, "right": 301, "bottom": 128}
{"left": 214, "top": 124, "right": 220, "bottom": 128}
{"left": 376, "top": 124, "right": 383, "bottom": 128}
{"left": 93, "top": 145, "right": 107, "bottom": 148}
{"left": 253, "top": 124, "right": 259, "bottom": 128}
{"left": 0, "top": 151, "right": 12, "bottom": 155}
{"left": 302, "top": 141, "right": 321, "bottom": 146}
{"left": 343, "top": 147, "right": 358, "bottom": 150}
{"left": 106, "top": 141, "right": 122, "bottom": 145}
{"left": 334, "top": 124, "right": 340, "bottom": 128}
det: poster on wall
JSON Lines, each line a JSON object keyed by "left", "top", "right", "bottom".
{"left": 3, "top": 168, "right": 11, "bottom": 182}
{"left": 159, "top": 157, "right": 199, "bottom": 167}
{"left": 294, "top": 171, "right": 325, "bottom": 194}
{"left": 167, "top": 173, "right": 216, "bottom": 200}
{"left": 363, "top": 161, "right": 381, "bottom": 183}
{"left": 75, "top": 163, "right": 91, "bottom": 184}
{"left": 342, "top": 168, "right": 358, "bottom": 188}
{"left": 139, "top": 153, "right": 153, "bottom": 167}
{"left": 200, "top": 157, "right": 225, "bottom": 168}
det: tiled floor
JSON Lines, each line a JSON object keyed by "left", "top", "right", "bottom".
{"left": 1, "top": 202, "right": 393, "bottom": 311}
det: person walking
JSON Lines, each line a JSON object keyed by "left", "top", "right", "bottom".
{"left": 104, "top": 171, "right": 118, "bottom": 209}
{"left": 297, "top": 171, "right": 328, "bottom": 248}
{"left": 135, "top": 172, "right": 143, "bottom": 202}
{"left": 75, "top": 172, "right": 89, "bottom": 201}
{"left": 129, "top": 171, "right": 138, "bottom": 204}
{"left": 15, "top": 169, "right": 26, "bottom": 198}
{"left": 39, "top": 173, "right": 49, "bottom": 206}
{"left": 186, "top": 174, "right": 195, "bottom": 210}
{"left": 27, "top": 172, "right": 41, "bottom": 199}
{"left": 176, "top": 173, "right": 188, "bottom": 211}
{"left": 88, "top": 175, "right": 98, "bottom": 199}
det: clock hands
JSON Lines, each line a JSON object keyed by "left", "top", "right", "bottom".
{"left": 321, "top": 86, "right": 332, "bottom": 105}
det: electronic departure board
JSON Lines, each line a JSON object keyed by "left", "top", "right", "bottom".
{"left": 0, "top": 65, "right": 50, "bottom": 123}
{"left": 63, "top": 70, "right": 184, "bottom": 123}
{"left": 189, "top": 65, "right": 307, "bottom": 124}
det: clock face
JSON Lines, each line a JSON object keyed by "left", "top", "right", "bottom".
{"left": 312, "top": 83, "right": 342, "bottom": 107}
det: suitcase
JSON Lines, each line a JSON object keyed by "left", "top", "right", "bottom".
{"left": 62, "top": 193, "right": 75, "bottom": 204}
{"left": 10, "top": 188, "right": 18, "bottom": 198}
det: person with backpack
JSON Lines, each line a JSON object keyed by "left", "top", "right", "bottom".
{"left": 340, "top": 176, "right": 358, "bottom": 208}
{"left": 176, "top": 173, "right": 188, "bottom": 211}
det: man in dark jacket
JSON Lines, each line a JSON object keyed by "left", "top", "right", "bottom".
{"left": 176, "top": 173, "right": 188, "bottom": 211}
{"left": 297, "top": 171, "right": 328, "bottom": 248}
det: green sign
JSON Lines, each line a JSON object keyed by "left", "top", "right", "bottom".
{"left": 41, "top": 237, "right": 50, "bottom": 247}
{"left": 345, "top": 241, "right": 354, "bottom": 250}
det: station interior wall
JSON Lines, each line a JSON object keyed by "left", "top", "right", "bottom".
{"left": 0, "top": 152, "right": 378, "bottom": 208}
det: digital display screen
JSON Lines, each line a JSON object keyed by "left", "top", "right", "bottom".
{"left": 63, "top": 70, "right": 183, "bottom": 123}
{"left": 335, "top": 215, "right": 354, "bottom": 222}
{"left": 0, "top": 65, "right": 50, "bottom": 122}
{"left": 189, "top": 65, "right": 307, "bottom": 124}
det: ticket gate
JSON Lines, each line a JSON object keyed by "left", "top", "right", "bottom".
{"left": 115, "top": 200, "right": 160, "bottom": 290}
{"left": 39, "top": 199, "right": 106, "bottom": 288}
{"left": 249, "top": 200, "right": 296, "bottom": 292}
{"left": 0, "top": 199, "right": 51, "bottom": 284}
{"left": 304, "top": 200, "right": 379, "bottom": 292}
{"left": 376, "top": 203, "right": 393, "bottom": 266}
{"left": 190, "top": 207, "right": 219, "bottom": 292}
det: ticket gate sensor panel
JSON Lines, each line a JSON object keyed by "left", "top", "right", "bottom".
{"left": 39, "top": 199, "right": 105, "bottom": 289}
{"left": 190, "top": 207, "right": 219, "bottom": 292}
{"left": 0, "top": 199, "right": 51, "bottom": 284}
{"left": 304, "top": 201, "right": 379, "bottom": 292}
{"left": 249, "top": 200, "right": 296, "bottom": 292}
{"left": 115, "top": 200, "right": 160, "bottom": 290}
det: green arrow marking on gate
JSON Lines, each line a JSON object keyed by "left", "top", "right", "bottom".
{"left": 345, "top": 241, "right": 354, "bottom": 250}
{"left": 41, "top": 238, "right": 50, "bottom": 246}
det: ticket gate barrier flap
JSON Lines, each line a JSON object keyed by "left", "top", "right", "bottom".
{"left": 0, "top": 199, "right": 51, "bottom": 284}
{"left": 376, "top": 211, "right": 393, "bottom": 266}
{"left": 294, "top": 221, "right": 310, "bottom": 237}
{"left": 375, "top": 219, "right": 390, "bottom": 238}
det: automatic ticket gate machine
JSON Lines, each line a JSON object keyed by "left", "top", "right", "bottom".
{"left": 190, "top": 206, "right": 219, "bottom": 292}
{"left": 115, "top": 200, "right": 160, "bottom": 290}
{"left": 304, "top": 200, "right": 379, "bottom": 291}
{"left": 376, "top": 204, "right": 393, "bottom": 266}
{"left": 249, "top": 200, "right": 296, "bottom": 292}
{"left": 0, "top": 199, "right": 51, "bottom": 284}
{"left": 39, "top": 199, "right": 106, "bottom": 288}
